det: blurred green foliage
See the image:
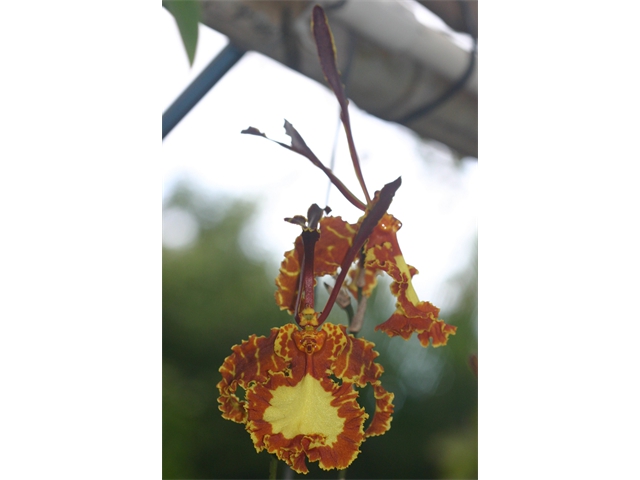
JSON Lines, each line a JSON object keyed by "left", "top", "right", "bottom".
{"left": 163, "top": 184, "right": 477, "bottom": 479}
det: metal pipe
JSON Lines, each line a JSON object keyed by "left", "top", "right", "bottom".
{"left": 317, "top": 0, "right": 477, "bottom": 95}
{"left": 162, "top": 43, "right": 246, "bottom": 139}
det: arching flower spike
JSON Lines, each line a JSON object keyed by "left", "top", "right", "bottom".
{"left": 219, "top": 5, "right": 455, "bottom": 474}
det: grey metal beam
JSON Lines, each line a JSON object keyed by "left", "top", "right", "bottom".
{"left": 163, "top": 43, "right": 246, "bottom": 140}
{"left": 198, "top": 0, "right": 477, "bottom": 158}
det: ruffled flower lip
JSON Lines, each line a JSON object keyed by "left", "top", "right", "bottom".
{"left": 218, "top": 323, "right": 394, "bottom": 473}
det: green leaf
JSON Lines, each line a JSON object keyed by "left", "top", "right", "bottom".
{"left": 163, "top": 0, "right": 201, "bottom": 66}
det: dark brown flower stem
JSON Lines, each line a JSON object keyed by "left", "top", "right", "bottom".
{"left": 342, "top": 116, "right": 371, "bottom": 204}
{"left": 311, "top": 5, "right": 371, "bottom": 204}
{"left": 241, "top": 124, "right": 366, "bottom": 211}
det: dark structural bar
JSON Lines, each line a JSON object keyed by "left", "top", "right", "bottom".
{"left": 162, "top": 43, "right": 246, "bottom": 139}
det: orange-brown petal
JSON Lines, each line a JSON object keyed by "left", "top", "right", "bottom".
{"left": 392, "top": 275, "right": 439, "bottom": 319}
{"left": 363, "top": 215, "right": 423, "bottom": 307}
{"left": 274, "top": 217, "right": 357, "bottom": 315}
{"left": 217, "top": 328, "right": 288, "bottom": 423}
{"left": 331, "top": 326, "right": 384, "bottom": 387}
{"left": 380, "top": 278, "right": 456, "bottom": 347}
{"left": 365, "top": 383, "right": 394, "bottom": 437}
{"left": 365, "top": 214, "right": 403, "bottom": 270}
{"left": 417, "top": 320, "right": 458, "bottom": 348}
{"left": 329, "top": 326, "right": 394, "bottom": 437}
{"left": 375, "top": 307, "right": 457, "bottom": 348}
{"left": 314, "top": 216, "right": 357, "bottom": 275}
{"left": 275, "top": 237, "right": 304, "bottom": 314}
{"left": 361, "top": 214, "right": 457, "bottom": 347}
{"left": 309, "top": 323, "right": 348, "bottom": 379}
{"left": 375, "top": 311, "right": 427, "bottom": 340}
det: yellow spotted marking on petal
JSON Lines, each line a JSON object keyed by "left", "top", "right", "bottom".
{"left": 263, "top": 375, "right": 345, "bottom": 445}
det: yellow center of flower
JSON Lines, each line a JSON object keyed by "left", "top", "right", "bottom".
{"left": 263, "top": 375, "right": 344, "bottom": 445}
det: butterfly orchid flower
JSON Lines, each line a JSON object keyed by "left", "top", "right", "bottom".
{"left": 217, "top": 6, "right": 456, "bottom": 474}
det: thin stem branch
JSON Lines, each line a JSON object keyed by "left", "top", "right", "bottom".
{"left": 269, "top": 456, "right": 278, "bottom": 480}
{"left": 341, "top": 111, "right": 371, "bottom": 204}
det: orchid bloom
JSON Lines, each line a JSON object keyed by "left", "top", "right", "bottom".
{"left": 217, "top": 6, "right": 456, "bottom": 474}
